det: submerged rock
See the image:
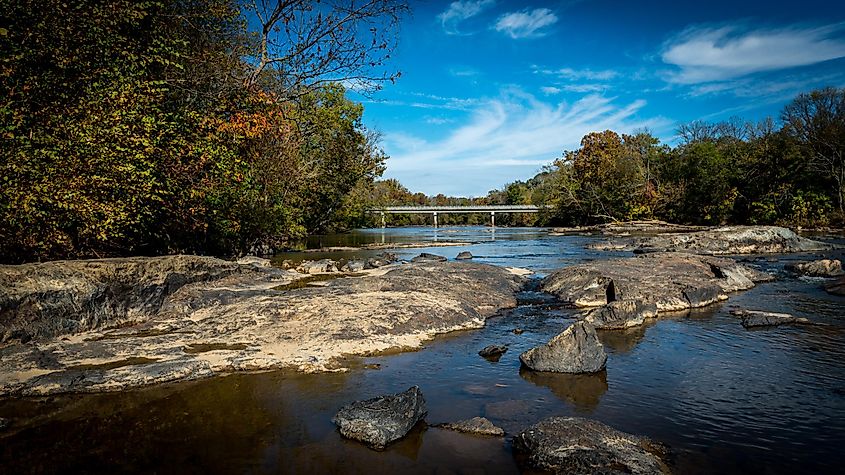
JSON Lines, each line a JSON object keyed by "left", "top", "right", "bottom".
{"left": 456, "top": 251, "right": 473, "bottom": 260}
{"left": 593, "top": 225, "right": 837, "bottom": 255}
{"left": 332, "top": 386, "right": 427, "bottom": 449}
{"left": 542, "top": 252, "right": 770, "bottom": 312}
{"left": 411, "top": 252, "right": 447, "bottom": 263}
{"left": 731, "top": 309, "right": 810, "bottom": 328}
{"left": 520, "top": 321, "right": 607, "bottom": 373}
{"left": 478, "top": 344, "right": 508, "bottom": 360}
{"left": 513, "top": 416, "right": 670, "bottom": 474}
{"left": 583, "top": 300, "right": 658, "bottom": 330}
{"left": 786, "top": 259, "right": 843, "bottom": 277}
{"left": 438, "top": 417, "right": 504, "bottom": 436}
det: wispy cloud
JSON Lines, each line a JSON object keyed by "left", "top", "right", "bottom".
{"left": 494, "top": 8, "right": 558, "bottom": 39}
{"left": 382, "top": 88, "right": 670, "bottom": 196}
{"left": 661, "top": 23, "right": 845, "bottom": 84}
{"left": 540, "top": 86, "right": 562, "bottom": 95}
{"left": 437, "top": 0, "right": 495, "bottom": 35}
{"left": 534, "top": 66, "right": 619, "bottom": 81}
{"left": 424, "top": 116, "right": 455, "bottom": 125}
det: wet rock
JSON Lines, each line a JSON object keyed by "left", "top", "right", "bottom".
{"left": 731, "top": 309, "right": 811, "bottom": 328}
{"left": 596, "top": 225, "right": 837, "bottom": 255}
{"left": 0, "top": 255, "right": 245, "bottom": 343}
{"left": 478, "top": 344, "right": 508, "bottom": 360}
{"left": 332, "top": 386, "right": 427, "bottom": 449}
{"left": 583, "top": 300, "right": 657, "bottom": 330}
{"left": 825, "top": 276, "right": 845, "bottom": 295}
{"left": 438, "top": 417, "right": 504, "bottom": 436}
{"left": 512, "top": 328, "right": 524, "bottom": 335}
{"left": 341, "top": 260, "right": 366, "bottom": 272}
{"left": 235, "top": 256, "right": 272, "bottom": 268}
{"left": 411, "top": 252, "right": 447, "bottom": 263}
{"left": 542, "top": 253, "right": 770, "bottom": 312}
{"left": 365, "top": 252, "right": 398, "bottom": 268}
{"left": 520, "top": 321, "right": 607, "bottom": 373}
{"left": 296, "top": 259, "right": 338, "bottom": 274}
{"left": 786, "top": 259, "right": 844, "bottom": 277}
{"left": 456, "top": 251, "right": 473, "bottom": 260}
{"left": 513, "top": 416, "right": 670, "bottom": 475}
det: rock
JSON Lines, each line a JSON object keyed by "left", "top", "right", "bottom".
{"left": 341, "top": 260, "right": 366, "bottom": 272}
{"left": 603, "top": 225, "right": 838, "bottom": 255}
{"left": 478, "top": 344, "right": 508, "bottom": 360}
{"left": 296, "top": 259, "right": 338, "bottom": 274}
{"left": 456, "top": 251, "right": 473, "bottom": 260}
{"left": 520, "top": 321, "right": 607, "bottom": 373}
{"left": 512, "top": 417, "right": 669, "bottom": 474}
{"left": 438, "top": 417, "right": 504, "bottom": 436}
{"left": 411, "top": 252, "right": 447, "bottom": 263}
{"left": 235, "top": 256, "right": 272, "bottom": 268}
{"left": 365, "top": 252, "right": 398, "bottom": 269}
{"left": 825, "top": 276, "right": 845, "bottom": 295}
{"left": 731, "top": 309, "right": 811, "bottom": 328}
{"left": 786, "top": 259, "right": 844, "bottom": 277}
{"left": 0, "top": 255, "right": 245, "bottom": 343}
{"left": 0, "top": 417, "right": 8, "bottom": 430}
{"left": 583, "top": 300, "right": 658, "bottom": 330}
{"left": 0, "top": 260, "right": 524, "bottom": 395}
{"left": 332, "top": 386, "right": 427, "bottom": 449}
{"left": 512, "top": 328, "right": 524, "bottom": 335}
{"left": 542, "top": 252, "right": 770, "bottom": 312}
{"left": 551, "top": 220, "right": 706, "bottom": 235}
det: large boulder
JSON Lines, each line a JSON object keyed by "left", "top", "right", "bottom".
{"left": 731, "top": 309, "right": 810, "bottom": 328}
{"left": 583, "top": 300, "right": 657, "bottom": 329}
{"left": 332, "top": 386, "right": 427, "bottom": 449}
{"left": 520, "top": 321, "right": 607, "bottom": 373}
{"left": 513, "top": 417, "right": 669, "bottom": 474}
{"left": 542, "top": 253, "right": 770, "bottom": 312}
{"left": 786, "top": 259, "right": 843, "bottom": 277}
{"left": 592, "top": 225, "right": 837, "bottom": 255}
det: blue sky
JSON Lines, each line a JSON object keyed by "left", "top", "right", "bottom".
{"left": 350, "top": 0, "right": 845, "bottom": 197}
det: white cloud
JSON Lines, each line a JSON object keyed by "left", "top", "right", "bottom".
{"left": 561, "top": 84, "right": 608, "bottom": 93}
{"left": 494, "top": 8, "right": 558, "bottom": 39}
{"left": 662, "top": 23, "right": 845, "bottom": 84}
{"left": 424, "top": 116, "right": 455, "bottom": 125}
{"left": 536, "top": 67, "right": 618, "bottom": 81}
{"left": 437, "top": 0, "right": 495, "bottom": 35}
{"left": 540, "top": 86, "right": 561, "bottom": 95}
{"left": 382, "top": 88, "right": 670, "bottom": 196}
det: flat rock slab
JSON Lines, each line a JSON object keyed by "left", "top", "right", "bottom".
{"left": 551, "top": 220, "right": 706, "bottom": 235}
{"left": 541, "top": 252, "right": 771, "bottom": 311}
{"left": 0, "top": 260, "right": 523, "bottom": 395}
{"left": 786, "top": 259, "right": 844, "bottom": 277}
{"left": 589, "top": 225, "right": 837, "bottom": 255}
{"left": 332, "top": 386, "right": 427, "bottom": 449}
{"left": 520, "top": 321, "right": 607, "bottom": 373}
{"left": 513, "top": 417, "right": 670, "bottom": 475}
{"left": 411, "top": 253, "right": 448, "bottom": 263}
{"left": 731, "top": 309, "right": 811, "bottom": 328}
{"left": 437, "top": 417, "right": 504, "bottom": 436}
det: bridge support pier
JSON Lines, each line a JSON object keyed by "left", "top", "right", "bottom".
{"left": 490, "top": 211, "right": 495, "bottom": 227}
{"left": 433, "top": 212, "right": 438, "bottom": 228}
{"left": 380, "top": 212, "right": 385, "bottom": 228}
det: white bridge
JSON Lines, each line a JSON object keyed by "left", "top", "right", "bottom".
{"left": 369, "top": 205, "right": 545, "bottom": 227}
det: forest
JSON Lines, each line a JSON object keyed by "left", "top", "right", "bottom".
{"left": 1, "top": 1, "right": 844, "bottom": 263}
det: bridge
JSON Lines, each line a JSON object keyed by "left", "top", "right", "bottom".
{"left": 368, "top": 205, "right": 545, "bottom": 227}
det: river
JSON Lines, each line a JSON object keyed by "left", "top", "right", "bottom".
{"left": 1, "top": 226, "right": 844, "bottom": 474}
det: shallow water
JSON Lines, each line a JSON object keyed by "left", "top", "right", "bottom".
{"left": 2, "top": 227, "right": 844, "bottom": 474}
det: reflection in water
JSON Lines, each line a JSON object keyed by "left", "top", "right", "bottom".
{"left": 519, "top": 368, "right": 608, "bottom": 412}
{"left": 595, "top": 321, "right": 653, "bottom": 354}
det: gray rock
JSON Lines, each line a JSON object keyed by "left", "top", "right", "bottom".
{"left": 513, "top": 416, "right": 670, "bottom": 474}
{"left": 786, "top": 259, "right": 844, "bottom": 277}
{"left": 411, "top": 252, "right": 448, "bottom": 263}
{"left": 542, "top": 253, "right": 770, "bottom": 312}
{"left": 332, "top": 386, "right": 427, "bottom": 449}
{"left": 583, "top": 300, "right": 657, "bottom": 330}
{"left": 512, "top": 328, "right": 524, "bottom": 335}
{"left": 296, "top": 259, "right": 338, "bottom": 274}
{"left": 520, "top": 321, "right": 607, "bottom": 373}
{"left": 456, "top": 251, "right": 473, "bottom": 260}
{"left": 438, "top": 417, "right": 504, "bottom": 436}
{"left": 731, "top": 309, "right": 810, "bottom": 328}
{"left": 365, "top": 252, "right": 398, "bottom": 269}
{"left": 235, "top": 256, "right": 272, "bottom": 268}
{"left": 478, "top": 344, "right": 508, "bottom": 359}
{"left": 341, "top": 260, "right": 366, "bottom": 272}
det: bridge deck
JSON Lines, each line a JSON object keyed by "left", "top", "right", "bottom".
{"left": 370, "top": 205, "right": 544, "bottom": 214}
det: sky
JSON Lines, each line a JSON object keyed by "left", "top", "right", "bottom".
{"left": 349, "top": 0, "right": 845, "bottom": 197}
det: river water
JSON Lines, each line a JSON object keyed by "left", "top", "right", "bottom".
{"left": 2, "top": 227, "right": 844, "bottom": 474}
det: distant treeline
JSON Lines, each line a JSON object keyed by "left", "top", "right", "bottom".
{"left": 364, "top": 87, "right": 845, "bottom": 229}
{"left": 0, "top": 0, "right": 406, "bottom": 263}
